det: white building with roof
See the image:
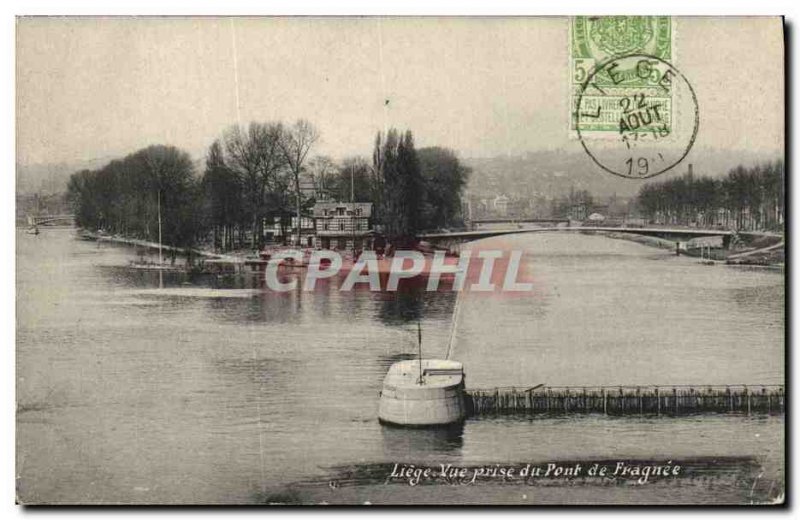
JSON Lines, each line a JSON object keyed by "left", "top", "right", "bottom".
{"left": 312, "top": 201, "right": 374, "bottom": 251}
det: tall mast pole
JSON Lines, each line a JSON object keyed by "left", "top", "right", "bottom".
{"left": 157, "top": 189, "right": 163, "bottom": 289}
{"left": 445, "top": 290, "right": 463, "bottom": 360}
{"left": 351, "top": 165, "right": 355, "bottom": 255}
{"left": 417, "top": 321, "right": 423, "bottom": 385}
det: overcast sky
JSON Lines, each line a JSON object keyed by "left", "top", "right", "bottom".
{"left": 17, "top": 16, "right": 783, "bottom": 166}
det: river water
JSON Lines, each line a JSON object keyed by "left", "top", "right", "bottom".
{"left": 16, "top": 228, "right": 784, "bottom": 504}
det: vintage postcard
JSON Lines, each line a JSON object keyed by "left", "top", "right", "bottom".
{"left": 16, "top": 16, "right": 785, "bottom": 505}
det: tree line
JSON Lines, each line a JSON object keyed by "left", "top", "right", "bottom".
{"left": 203, "top": 120, "right": 317, "bottom": 251}
{"left": 67, "top": 120, "right": 470, "bottom": 253}
{"left": 636, "top": 160, "right": 784, "bottom": 231}
{"left": 67, "top": 145, "right": 200, "bottom": 253}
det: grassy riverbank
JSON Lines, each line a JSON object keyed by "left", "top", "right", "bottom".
{"left": 79, "top": 230, "right": 222, "bottom": 258}
{"left": 78, "top": 229, "right": 332, "bottom": 272}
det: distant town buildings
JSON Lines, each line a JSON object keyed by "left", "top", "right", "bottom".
{"left": 463, "top": 185, "right": 637, "bottom": 228}
{"left": 568, "top": 200, "right": 589, "bottom": 222}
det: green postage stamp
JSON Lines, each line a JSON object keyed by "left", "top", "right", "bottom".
{"left": 571, "top": 16, "right": 674, "bottom": 138}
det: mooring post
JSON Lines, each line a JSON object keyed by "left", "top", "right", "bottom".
{"left": 673, "top": 387, "right": 678, "bottom": 415}
{"left": 745, "top": 386, "right": 750, "bottom": 415}
{"left": 655, "top": 387, "right": 660, "bottom": 416}
{"left": 602, "top": 388, "right": 607, "bottom": 415}
{"left": 637, "top": 387, "right": 642, "bottom": 415}
{"left": 546, "top": 387, "right": 550, "bottom": 413}
{"left": 765, "top": 387, "right": 771, "bottom": 414}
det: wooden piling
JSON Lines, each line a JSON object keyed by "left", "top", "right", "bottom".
{"left": 766, "top": 388, "right": 771, "bottom": 414}
{"left": 746, "top": 386, "right": 750, "bottom": 415}
{"left": 637, "top": 387, "right": 642, "bottom": 415}
{"left": 673, "top": 387, "right": 678, "bottom": 415}
{"left": 655, "top": 387, "right": 660, "bottom": 416}
{"left": 602, "top": 388, "right": 607, "bottom": 415}
{"left": 464, "top": 384, "right": 783, "bottom": 418}
{"left": 582, "top": 387, "right": 587, "bottom": 413}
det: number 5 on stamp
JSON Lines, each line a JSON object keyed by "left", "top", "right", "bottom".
{"left": 570, "top": 16, "right": 673, "bottom": 138}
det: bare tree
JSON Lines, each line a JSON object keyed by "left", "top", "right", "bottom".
{"left": 279, "top": 119, "right": 319, "bottom": 245}
{"left": 307, "top": 155, "right": 337, "bottom": 201}
{"left": 223, "top": 122, "right": 284, "bottom": 249}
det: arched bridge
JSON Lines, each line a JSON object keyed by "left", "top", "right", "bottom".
{"left": 419, "top": 226, "right": 739, "bottom": 250}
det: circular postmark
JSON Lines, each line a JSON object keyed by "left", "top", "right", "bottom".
{"left": 575, "top": 53, "right": 699, "bottom": 179}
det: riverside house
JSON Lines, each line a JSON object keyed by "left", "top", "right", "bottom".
{"left": 312, "top": 202, "right": 373, "bottom": 251}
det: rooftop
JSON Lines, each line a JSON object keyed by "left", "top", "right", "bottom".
{"left": 312, "top": 201, "right": 373, "bottom": 218}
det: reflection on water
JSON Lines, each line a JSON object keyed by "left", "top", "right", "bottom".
{"left": 16, "top": 228, "right": 784, "bottom": 504}
{"left": 381, "top": 422, "right": 466, "bottom": 454}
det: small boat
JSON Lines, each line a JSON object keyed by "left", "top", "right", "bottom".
{"left": 378, "top": 358, "right": 466, "bottom": 427}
